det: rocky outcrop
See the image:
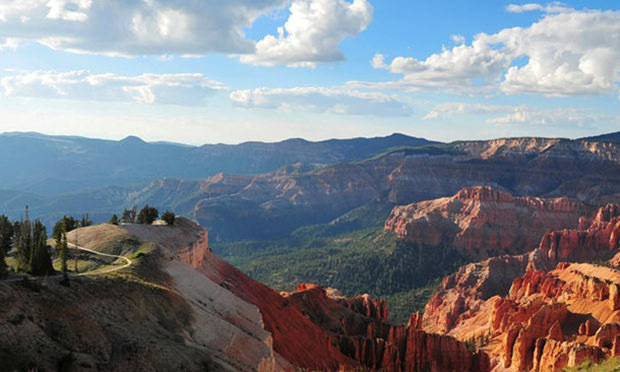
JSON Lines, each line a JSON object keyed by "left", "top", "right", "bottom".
{"left": 423, "top": 254, "right": 529, "bottom": 334}
{"left": 424, "top": 204, "right": 620, "bottom": 335}
{"left": 283, "top": 284, "right": 490, "bottom": 372}
{"left": 424, "top": 260, "right": 620, "bottom": 371}
{"left": 419, "top": 203, "right": 620, "bottom": 371}
{"left": 332, "top": 291, "right": 389, "bottom": 322}
{"left": 533, "top": 204, "right": 620, "bottom": 270}
{"left": 385, "top": 186, "right": 585, "bottom": 260}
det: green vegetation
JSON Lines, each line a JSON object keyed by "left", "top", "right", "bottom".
{"left": 120, "top": 205, "right": 164, "bottom": 225}
{"left": 365, "top": 143, "right": 465, "bottom": 161}
{"left": 8, "top": 206, "right": 55, "bottom": 276}
{"left": 464, "top": 332, "right": 491, "bottom": 352}
{"left": 0, "top": 215, "right": 10, "bottom": 278}
{"left": 137, "top": 205, "right": 158, "bottom": 224}
{"left": 109, "top": 214, "right": 119, "bottom": 225}
{"left": 52, "top": 215, "right": 78, "bottom": 241}
{"left": 564, "top": 357, "right": 620, "bottom": 371}
{"left": 121, "top": 206, "right": 137, "bottom": 223}
{"left": 215, "top": 223, "right": 463, "bottom": 324}
{"left": 382, "top": 281, "right": 441, "bottom": 323}
{"left": 161, "top": 211, "right": 175, "bottom": 225}
{"left": 80, "top": 213, "right": 92, "bottom": 227}
{"left": 59, "top": 232, "right": 68, "bottom": 276}
{"left": 0, "top": 214, "right": 13, "bottom": 255}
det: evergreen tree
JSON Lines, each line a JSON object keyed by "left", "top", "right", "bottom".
{"left": 0, "top": 248, "right": 5, "bottom": 278}
{"left": 80, "top": 213, "right": 92, "bottom": 227}
{"left": 161, "top": 211, "right": 176, "bottom": 225}
{"left": 29, "top": 220, "right": 54, "bottom": 276}
{"left": 137, "top": 205, "right": 158, "bottom": 225}
{"left": 52, "top": 215, "right": 78, "bottom": 242}
{"left": 15, "top": 206, "right": 32, "bottom": 270}
{"left": 60, "top": 232, "right": 68, "bottom": 276}
{"left": 0, "top": 215, "right": 13, "bottom": 254}
{"left": 109, "top": 214, "right": 119, "bottom": 225}
{"left": 121, "top": 206, "right": 137, "bottom": 223}
{"left": 54, "top": 221, "right": 69, "bottom": 276}
{"left": 0, "top": 215, "right": 12, "bottom": 278}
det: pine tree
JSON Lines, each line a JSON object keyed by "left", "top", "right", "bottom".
{"left": 109, "top": 214, "right": 119, "bottom": 225}
{"left": 0, "top": 214, "right": 12, "bottom": 278}
{"left": 0, "top": 236, "right": 6, "bottom": 278}
{"left": 52, "top": 215, "right": 78, "bottom": 242}
{"left": 28, "top": 220, "right": 54, "bottom": 276}
{"left": 137, "top": 205, "right": 158, "bottom": 225}
{"left": 80, "top": 213, "right": 92, "bottom": 227}
{"left": 60, "top": 232, "right": 68, "bottom": 276}
{"left": 121, "top": 206, "right": 137, "bottom": 223}
{"left": 161, "top": 211, "right": 175, "bottom": 225}
{"left": 0, "top": 214, "right": 13, "bottom": 255}
{"left": 15, "top": 206, "right": 33, "bottom": 270}
{"left": 54, "top": 221, "right": 69, "bottom": 276}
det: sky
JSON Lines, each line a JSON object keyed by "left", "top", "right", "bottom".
{"left": 0, "top": 0, "right": 618, "bottom": 145}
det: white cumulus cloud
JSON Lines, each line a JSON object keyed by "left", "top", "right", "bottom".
{"left": 357, "top": 6, "right": 620, "bottom": 98}
{"left": 0, "top": 0, "right": 288, "bottom": 56}
{"left": 0, "top": 0, "right": 372, "bottom": 67}
{"left": 1, "top": 70, "right": 226, "bottom": 105}
{"left": 241, "top": 0, "right": 373, "bottom": 67}
{"left": 230, "top": 86, "right": 411, "bottom": 116}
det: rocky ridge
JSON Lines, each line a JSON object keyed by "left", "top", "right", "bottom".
{"left": 134, "top": 136, "right": 620, "bottom": 240}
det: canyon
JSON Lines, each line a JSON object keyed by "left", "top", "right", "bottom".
{"left": 5, "top": 133, "right": 620, "bottom": 371}
{"left": 0, "top": 218, "right": 488, "bottom": 371}
{"left": 138, "top": 136, "right": 620, "bottom": 240}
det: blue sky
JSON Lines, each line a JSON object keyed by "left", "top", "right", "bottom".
{"left": 0, "top": 0, "right": 618, "bottom": 144}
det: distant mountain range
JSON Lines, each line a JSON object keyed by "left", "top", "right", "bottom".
{"left": 3, "top": 131, "right": 620, "bottom": 235}
{"left": 0, "top": 132, "right": 435, "bottom": 196}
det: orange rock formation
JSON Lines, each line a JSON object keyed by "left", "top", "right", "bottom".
{"left": 421, "top": 204, "right": 620, "bottom": 371}
{"left": 385, "top": 186, "right": 585, "bottom": 260}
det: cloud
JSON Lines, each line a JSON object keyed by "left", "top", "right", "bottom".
{"left": 358, "top": 41, "right": 510, "bottom": 93}
{"left": 451, "top": 34, "right": 465, "bottom": 44}
{"left": 0, "top": 0, "right": 372, "bottom": 67}
{"left": 358, "top": 7, "right": 620, "bottom": 98}
{"left": 230, "top": 86, "right": 411, "bottom": 116}
{"left": 505, "top": 3, "right": 571, "bottom": 14}
{"left": 371, "top": 53, "right": 387, "bottom": 69}
{"left": 423, "top": 102, "right": 614, "bottom": 127}
{"left": 0, "top": 0, "right": 288, "bottom": 56}
{"left": 1, "top": 70, "right": 226, "bottom": 105}
{"left": 422, "top": 103, "right": 513, "bottom": 120}
{"left": 240, "top": 0, "right": 373, "bottom": 67}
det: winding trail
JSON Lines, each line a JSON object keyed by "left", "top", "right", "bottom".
{"left": 67, "top": 242, "right": 133, "bottom": 276}
{"left": 4, "top": 243, "right": 133, "bottom": 282}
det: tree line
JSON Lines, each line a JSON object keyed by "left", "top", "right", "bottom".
{"left": 109, "top": 205, "right": 175, "bottom": 226}
{"left": 0, "top": 205, "right": 177, "bottom": 280}
{"left": 0, "top": 208, "right": 92, "bottom": 279}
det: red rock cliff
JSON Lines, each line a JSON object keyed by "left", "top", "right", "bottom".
{"left": 422, "top": 205, "right": 620, "bottom": 371}
{"left": 385, "top": 186, "right": 586, "bottom": 260}
{"left": 284, "top": 284, "right": 490, "bottom": 372}
{"left": 173, "top": 222, "right": 490, "bottom": 371}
